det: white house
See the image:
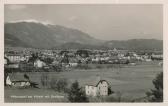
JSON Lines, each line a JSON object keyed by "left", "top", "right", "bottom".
{"left": 6, "top": 54, "right": 21, "bottom": 63}
{"left": 85, "top": 78, "right": 109, "bottom": 97}
{"left": 34, "top": 59, "right": 46, "bottom": 68}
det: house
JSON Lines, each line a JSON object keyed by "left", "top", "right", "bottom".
{"left": 85, "top": 77, "right": 109, "bottom": 97}
{"left": 34, "top": 59, "right": 46, "bottom": 68}
{"left": 20, "top": 55, "right": 29, "bottom": 62}
{"left": 6, "top": 54, "right": 21, "bottom": 63}
{"left": 6, "top": 74, "right": 31, "bottom": 87}
{"left": 69, "top": 58, "right": 78, "bottom": 67}
{"left": 151, "top": 53, "right": 163, "bottom": 60}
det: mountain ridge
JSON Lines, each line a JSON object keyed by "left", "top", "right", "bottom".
{"left": 5, "top": 21, "right": 163, "bottom": 50}
{"left": 5, "top": 21, "right": 102, "bottom": 48}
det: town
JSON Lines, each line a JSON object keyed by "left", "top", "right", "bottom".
{"left": 4, "top": 47, "right": 163, "bottom": 72}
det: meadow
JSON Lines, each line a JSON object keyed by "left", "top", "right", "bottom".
{"left": 5, "top": 61, "right": 163, "bottom": 102}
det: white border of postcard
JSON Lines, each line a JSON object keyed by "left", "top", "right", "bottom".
{"left": 0, "top": 0, "right": 168, "bottom": 106}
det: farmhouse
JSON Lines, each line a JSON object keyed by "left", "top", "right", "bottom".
{"left": 85, "top": 78, "right": 109, "bottom": 97}
{"left": 6, "top": 74, "right": 31, "bottom": 87}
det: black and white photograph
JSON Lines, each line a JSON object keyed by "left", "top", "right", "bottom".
{"left": 4, "top": 4, "right": 163, "bottom": 103}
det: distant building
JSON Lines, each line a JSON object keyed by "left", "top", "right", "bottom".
{"left": 6, "top": 54, "right": 21, "bottom": 63}
{"left": 69, "top": 58, "right": 78, "bottom": 67}
{"left": 85, "top": 77, "right": 109, "bottom": 97}
{"left": 34, "top": 59, "right": 46, "bottom": 68}
{"left": 151, "top": 53, "right": 163, "bottom": 60}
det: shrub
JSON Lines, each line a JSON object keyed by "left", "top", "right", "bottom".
{"left": 52, "top": 65, "right": 63, "bottom": 72}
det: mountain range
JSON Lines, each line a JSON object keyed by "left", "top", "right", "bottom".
{"left": 5, "top": 21, "right": 163, "bottom": 50}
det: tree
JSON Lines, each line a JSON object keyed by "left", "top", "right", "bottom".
{"left": 50, "top": 78, "right": 68, "bottom": 92}
{"left": 68, "top": 81, "right": 88, "bottom": 102}
{"left": 42, "top": 57, "right": 54, "bottom": 64}
{"left": 108, "top": 86, "right": 114, "bottom": 95}
{"left": 40, "top": 73, "right": 49, "bottom": 88}
{"left": 146, "top": 72, "right": 163, "bottom": 102}
{"left": 28, "top": 53, "right": 38, "bottom": 63}
{"left": 76, "top": 50, "right": 89, "bottom": 58}
{"left": 24, "top": 74, "right": 30, "bottom": 81}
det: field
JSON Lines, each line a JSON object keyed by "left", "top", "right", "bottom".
{"left": 5, "top": 61, "right": 163, "bottom": 102}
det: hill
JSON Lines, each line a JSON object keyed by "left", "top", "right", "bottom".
{"left": 103, "top": 39, "right": 163, "bottom": 50}
{"left": 5, "top": 21, "right": 101, "bottom": 48}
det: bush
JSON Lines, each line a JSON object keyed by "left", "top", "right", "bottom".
{"left": 52, "top": 65, "right": 63, "bottom": 72}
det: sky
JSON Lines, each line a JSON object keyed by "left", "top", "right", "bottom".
{"left": 4, "top": 4, "right": 163, "bottom": 40}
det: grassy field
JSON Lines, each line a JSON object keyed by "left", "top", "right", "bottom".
{"left": 5, "top": 61, "right": 162, "bottom": 102}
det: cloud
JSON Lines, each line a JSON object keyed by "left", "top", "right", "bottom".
{"left": 7, "top": 5, "right": 27, "bottom": 10}
{"left": 68, "top": 16, "right": 78, "bottom": 21}
{"left": 8, "top": 19, "right": 55, "bottom": 25}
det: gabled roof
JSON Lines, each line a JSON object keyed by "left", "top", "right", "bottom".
{"left": 6, "top": 53, "right": 21, "bottom": 56}
{"left": 84, "top": 76, "right": 109, "bottom": 87}
{"left": 86, "top": 80, "right": 109, "bottom": 87}
{"left": 8, "top": 73, "right": 29, "bottom": 82}
{"left": 4, "top": 57, "right": 10, "bottom": 62}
